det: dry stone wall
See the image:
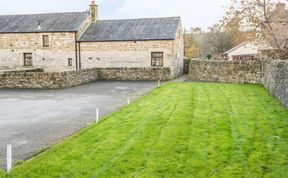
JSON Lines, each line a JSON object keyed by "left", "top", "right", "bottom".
{"left": 262, "top": 59, "right": 288, "bottom": 107}
{"left": 0, "top": 67, "right": 171, "bottom": 89}
{"left": 189, "top": 59, "right": 262, "bottom": 84}
{"left": 188, "top": 59, "right": 288, "bottom": 107}
{"left": 98, "top": 67, "right": 171, "bottom": 81}
{"left": 0, "top": 68, "right": 99, "bottom": 89}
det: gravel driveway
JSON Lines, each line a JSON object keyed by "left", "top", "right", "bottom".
{"left": 0, "top": 81, "right": 157, "bottom": 168}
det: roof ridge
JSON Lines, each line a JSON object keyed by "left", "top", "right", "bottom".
{"left": 79, "top": 16, "right": 180, "bottom": 42}
{"left": 93, "top": 16, "right": 180, "bottom": 22}
{"left": 0, "top": 11, "right": 89, "bottom": 17}
{"left": 224, "top": 41, "right": 249, "bottom": 54}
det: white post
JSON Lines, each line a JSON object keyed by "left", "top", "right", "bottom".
{"left": 96, "top": 108, "right": 99, "bottom": 123}
{"left": 127, "top": 97, "right": 130, "bottom": 105}
{"left": 7, "top": 144, "right": 12, "bottom": 173}
{"left": 158, "top": 80, "right": 161, "bottom": 87}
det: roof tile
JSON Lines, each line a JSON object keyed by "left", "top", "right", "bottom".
{"left": 0, "top": 12, "right": 89, "bottom": 33}
{"left": 79, "top": 17, "right": 181, "bottom": 42}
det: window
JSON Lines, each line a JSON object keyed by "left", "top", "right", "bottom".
{"left": 42, "top": 35, "right": 49, "bottom": 47}
{"left": 151, "top": 52, "right": 163, "bottom": 67}
{"left": 68, "top": 58, "right": 73, "bottom": 66}
{"left": 23, "top": 53, "right": 33, "bottom": 66}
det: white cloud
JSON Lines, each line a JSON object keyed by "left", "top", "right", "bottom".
{"left": 103, "top": 0, "right": 230, "bottom": 30}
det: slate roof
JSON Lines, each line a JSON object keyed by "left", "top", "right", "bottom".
{"left": 79, "top": 17, "right": 181, "bottom": 42}
{"left": 0, "top": 12, "right": 89, "bottom": 33}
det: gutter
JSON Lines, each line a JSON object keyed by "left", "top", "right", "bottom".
{"left": 0, "top": 31, "right": 78, "bottom": 34}
{"left": 77, "top": 38, "right": 176, "bottom": 43}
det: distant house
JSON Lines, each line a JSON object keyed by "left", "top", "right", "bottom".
{"left": 0, "top": 1, "right": 183, "bottom": 78}
{"left": 225, "top": 2, "right": 287, "bottom": 60}
{"left": 224, "top": 42, "right": 261, "bottom": 60}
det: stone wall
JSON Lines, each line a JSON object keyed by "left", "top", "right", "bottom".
{"left": 79, "top": 38, "right": 183, "bottom": 78}
{"left": 188, "top": 59, "right": 288, "bottom": 107}
{"left": 0, "top": 32, "right": 77, "bottom": 72}
{"left": 172, "top": 23, "right": 184, "bottom": 77}
{"left": 80, "top": 40, "right": 174, "bottom": 69}
{"left": 98, "top": 67, "right": 171, "bottom": 81}
{"left": 262, "top": 59, "right": 288, "bottom": 107}
{"left": 0, "top": 68, "right": 99, "bottom": 89}
{"left": 189, "top": 59, "right": 262, "bottom": 83}
{"left": 0, "top": 67, "right": 171, "bottom": 89}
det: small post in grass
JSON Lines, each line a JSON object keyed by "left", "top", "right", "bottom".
{"left": 158, "top": 80, "right": 161, "bottom": 87}
{"left": 96, "top": 108, "right": 99, "bottom": 123}
{"left": 7, "top": 144, "right": 12, "bottom": 173}
{"left": 127, "top": 97, "right": 130, "bottom": 105}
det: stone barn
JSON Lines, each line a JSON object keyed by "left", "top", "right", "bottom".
{"left": 0, "top": 1, "right": 184, "bottom": 80}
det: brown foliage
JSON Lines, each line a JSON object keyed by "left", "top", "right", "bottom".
{"left": 184, "top": 34, "right": 200, "bottom": 58}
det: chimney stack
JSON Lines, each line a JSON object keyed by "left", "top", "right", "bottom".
{"left": 89, "top": 1, "right": 98, "bottom": 22}
{"left": 275, "top": 3, "right": 285, "bottom": 22}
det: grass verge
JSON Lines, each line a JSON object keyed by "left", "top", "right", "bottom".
{"left": 1, "top": 83, "right": 288, "bottom": 177}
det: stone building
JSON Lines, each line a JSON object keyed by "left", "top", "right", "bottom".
{"left": 0, "top": 1, "right": 183, "bottom": 78}
{"left": 0, "top": 12, "right": 90, "bottom": 71}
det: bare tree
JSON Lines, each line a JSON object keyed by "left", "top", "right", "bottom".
{"left": 206, "top": 31, "right": 235, "bottom": 54}
{"left": 222, "top": 0, "right": 288, "bottom": 59}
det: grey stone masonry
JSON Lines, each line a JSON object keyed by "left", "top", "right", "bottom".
{"left": 97, "top": 67, "right": 171, "bottom": 81}
{"left": 0, "top": 68, "right": 99, "bottom": 89}
{"left": 189, "top": 59, "right": 262, "bottom": 84}
{"left": 0, "top": 67, "right": 172, "bottom": 89}
{"left": 262, "top": 59, "right": 288, "bottom": 107}
{"left": 188, "top": 59, "right": 288, "bottom": 107}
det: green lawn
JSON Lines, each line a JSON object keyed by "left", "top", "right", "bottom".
{"left": 1, "top": 83, "right": 288, "bottom": 178}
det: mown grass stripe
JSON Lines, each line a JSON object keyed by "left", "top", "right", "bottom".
{"left": 0, "top": 82, "right": 287, "bottom": 178}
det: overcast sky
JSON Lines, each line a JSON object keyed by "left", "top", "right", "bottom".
{"left": 0, "top": 0, "right": 232, "bottom": 30}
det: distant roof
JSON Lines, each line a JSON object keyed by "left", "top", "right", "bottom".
{"left": 0, "top": 12, "right": 89, "bottom": 33}
{"left": 224, "top": 42, "right": 249, "bottom": 54}
{"left": 224, "top": 41, "right": 272, "bottom": 55}
{"left": 79, "top": 17, "right": 181, "bottom": 42}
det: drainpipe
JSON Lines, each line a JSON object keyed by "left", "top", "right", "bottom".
{"left": 78, "top": 42, "right": 82, "bottom": 70}
{"left": 75, "top": 32, "right": 78, "bottom": 70}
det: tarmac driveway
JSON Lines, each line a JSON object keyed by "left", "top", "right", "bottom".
{"left": 0, "top": 81, "right": 157, "bottom": 168}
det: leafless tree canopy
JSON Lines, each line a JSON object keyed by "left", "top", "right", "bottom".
{"left": 206, "top": 32, "right": 235, "bottom": 54}
{"left": 222, "top": 0, "right": 288, "bottom": 59}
